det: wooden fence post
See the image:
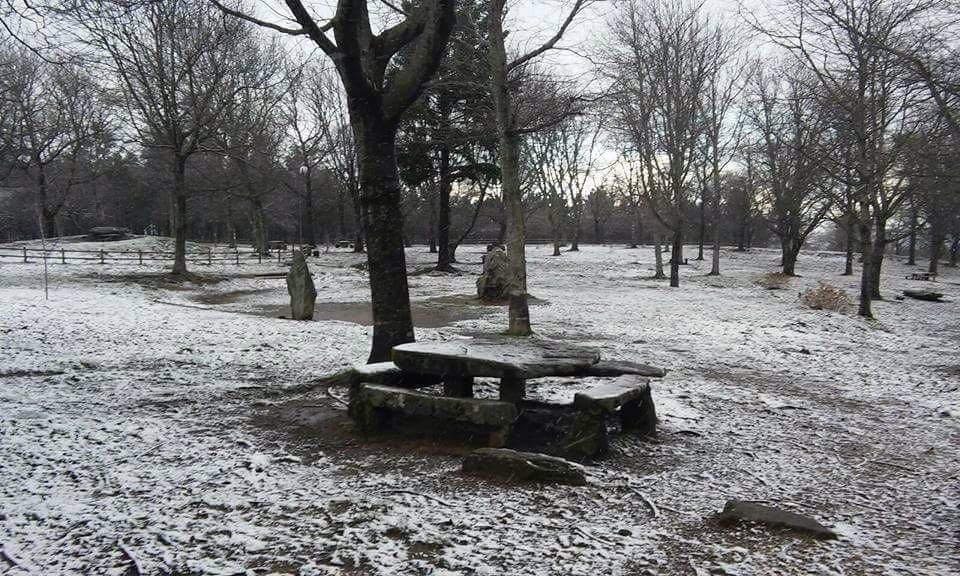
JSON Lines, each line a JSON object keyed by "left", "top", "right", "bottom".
{"left": 138, "top": 250, "right": 143, "bottom": 265}
{"left": 208, "top": 247, "right": 212, "bottom": 265}
{"left": 258, "top": 250, "right": 262, "bottom": 264}
{"left": 235, "top": 250, "right": 240, "bottom": 266}
{"left": 22, "top": 247, "right": 27, "bottom": 263}
{"left": 100, "top": 249, "right": 105, "bottom": 264}
{"left": 277, "top": 249, "right": 281, "bottom": 264}
{"left": 61, "top": 249, "right": 65, "bottom": 264}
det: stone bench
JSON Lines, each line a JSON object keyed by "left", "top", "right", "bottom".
{"left": 564, "top": 376, "right": 657, "bottom": 458}
{"left": 349, "top": 383, "right": 518, "bottom": 446}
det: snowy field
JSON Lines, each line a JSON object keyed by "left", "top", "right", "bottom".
{"left": 1, "top": 238, "right": 958, "bottom": 575}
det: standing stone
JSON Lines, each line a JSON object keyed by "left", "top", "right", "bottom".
{"left": 286, "top": 250, "right": 317, "bottom": 320}
{"left": 476, "top": 244, "right": 511, "bottom": 300}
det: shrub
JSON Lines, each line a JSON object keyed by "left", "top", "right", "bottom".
{"left": 757, "top": 272, "right": 791, "bottom": 290}
{"left": 801, "top": 281, "right": 852, "bottom": 313}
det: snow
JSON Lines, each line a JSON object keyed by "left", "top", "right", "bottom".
{"left": 1, "top": 241, "right": 958, "bottom": 574}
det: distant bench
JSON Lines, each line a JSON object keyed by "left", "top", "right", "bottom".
{"left": 907, "top": 272, "right": 936, "bottom": 281}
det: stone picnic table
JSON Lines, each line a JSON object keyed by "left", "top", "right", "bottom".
{"left": 347, "top": 337, "right": 666, "bottom": 457}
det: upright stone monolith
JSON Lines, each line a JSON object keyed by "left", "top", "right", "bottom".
{"left": 476, "top": 244, "right": 511, "bottom": 301}
{"left": 286, "top": 251, "right": 317, "bottom": 320}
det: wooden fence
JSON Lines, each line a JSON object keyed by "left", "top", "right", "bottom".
{"left": 0, "top": 245, "right": 295, "bottom": 266}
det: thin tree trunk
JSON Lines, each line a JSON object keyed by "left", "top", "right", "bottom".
{"left": 428, "top": 184, "right": 438, "bottom": 253}
{"left": 669, "top": 229, "right": 682, "bottom": 287}
{"left": 302, "top": 174, "right": 316, "bottom": 247}
{"left": 568, "top": 193, "right": 582, "bottom": 251}
{"left": 949, "top": 237, "right": 959, "bottom": 267}
{"left": 356, "top": 122, "right": 415, "bottom": 362}
{"left": 709, "top": 220, "right": 720, "bottom": 276}
{"left": 907, "top": 200, "right": 918, "bottom": 265}
{"left": 857, "top": 220, "right": 873, "bottom": 318}
{"left": 653, "top": 239, "right": 665, "bottom": 279}
{"left": 436, "top": 112, "right": 454, "bottom": 270}
{"left": 250, "top": 197, "right": 266, "bottom": 255}
{"left": 871, "top": 221, "right": 885, "bottom": 299}
{"left": 171, "top": 154, "right": 188, "bottom": 276}
{"left": 696, "top": 200, "right": 705, "bottom": 260}
{"left": 844, "top": 212, "right": 856, "bottom": 275}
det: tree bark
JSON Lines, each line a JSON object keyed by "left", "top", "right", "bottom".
{"left": 929, "top": 228, "right": 943, "bottom": 276}
{"left": 355, "top": 121, "right": 415, "bottom": 362}
{"left": 709, "top": 219, "right": 720, "bottom": 276}
{"left": 781, "top": 237, "right": 799, "bottom": 276}
{"left": 653, "top": 239, "right": 665, "bottom": 279}
{"left": 436, "top": 119, "right": 454, "bottom": 269}
{"left": 949, "top": 237, "right": 959, "bottom": 267}
{"left": 669, "top": 229, "right": 682, "bottom": 287}
{"left": 871, "top": 221, "right": 885, "bottom": 299}
{"left": 490, "top": 3, "right": 531, "bottom": 335}
{"left": 857, "top": 220, "right": 873, "bottom": 318}
{"left": 844, "top": 211, "right": 856, "bottom": 275}
{"left": 696, "top": 200, "right": 705, "bottom": 260}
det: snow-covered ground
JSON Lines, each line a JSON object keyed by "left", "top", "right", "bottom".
{"left": 1, "top": 238, "right": 958, "bottom": 575}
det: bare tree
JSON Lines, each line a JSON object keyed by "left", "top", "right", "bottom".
{"left": 488, "top": 0, "right": 593, "bottom": 335}
{"left": 213, "top": 0, "right": 457, "bottom": 361}
{"left": 609, "top": 0, "right": 719, "bottom": 287}
{"left": 1, "top": 49, "right": 110, "bottom": 237}
{"left": 753, "top": 0, "right": 939, "bottom": 317}
{"left": 69, "top": 0, "right": 256, "bottom": 275}
{"left": 745, "top": 63, "right": 833, "bottom": 276}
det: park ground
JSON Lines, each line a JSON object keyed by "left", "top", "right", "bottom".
{"left": 1, "top": 238, "right": 958, "bottom": 575}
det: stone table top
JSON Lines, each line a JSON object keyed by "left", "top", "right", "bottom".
{"left": 391, "top": 338, "right": 601, "bottom": 380}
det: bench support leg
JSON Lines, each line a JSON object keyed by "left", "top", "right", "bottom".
{"left": 620, "top": 386, "right": 657, "bottom": 436}
{"left": 565, "top": 410, "right": 609, "bottom": 459}
{"left": 499, "top": 373, "right": 526, "bottom": 403}
{"left": 443, "top": 375, "right": 474, "bottom": 398}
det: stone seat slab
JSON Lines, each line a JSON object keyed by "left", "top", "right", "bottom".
{"left": 576, "top": 360, "right": 666, "bottom": 379}
{"left": 359, "top": 384, "right": 518, "bottom": 427}
{"left": 573, "top": 376, "right": 652, "bottom": 413}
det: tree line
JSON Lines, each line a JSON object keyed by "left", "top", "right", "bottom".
{"left": 1, "top": 0, "right": 958, "bottom": 359}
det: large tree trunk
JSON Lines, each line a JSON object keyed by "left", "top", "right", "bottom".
{"left": 171, "top": 154, "right": 188, "bottom": 276}
{"left": 653, "top": 239, "right": 665, "bottom": 279}
{"left": 669, "top": 229, "right": 682, "bottom": 287}
{"left": 355, "top": 121, "right": 415, "bottom": 362}
{"left": 929, "top": 228, "right": 944, "bottom": 276}
{"left": 781, "top": 236, "right": 799, "bottom": 276}
{"left": 949, "top": 237, "right": 959, "bottom": 267}
{"left": 491, "top": 5, "right": 530, "bottom": 336}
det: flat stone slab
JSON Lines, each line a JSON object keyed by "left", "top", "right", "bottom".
{"left": 573, "top": 376, "right": 651, "bottom": 413}
{"left": 577, "top": 360, "right": 666, "bottom": 378}
{"left": 462, "top": 448, "right": 587, "bottom": 485}
{"left": 392, "top": 339, "right": 601, "bottom": 380}
{"left": 903, "top": 289, "right": 944, "bottom": 302}
{"left": 359, "top": 384, "right": 518, "bottom": 427}
{"left": 717, "top": 500, "right": 837, "bottom": 539}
